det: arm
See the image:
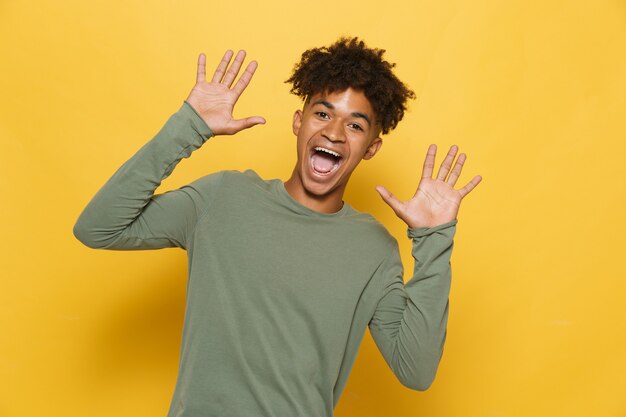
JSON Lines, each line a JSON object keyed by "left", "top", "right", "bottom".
{"left": 370, "top": 144, "right": 482, "bottom": 390}
{"left": 73, "top": 50, "right": 265, "bottom": 250}
{"left": 369, "top": 220, "right": 456, "bottom": 391}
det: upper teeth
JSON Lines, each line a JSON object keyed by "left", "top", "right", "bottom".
{"left": 315, "top": 147, "right": 340, "bottom": 158}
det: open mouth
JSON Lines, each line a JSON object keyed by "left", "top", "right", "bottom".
{"left": 310, "top": 146, "right": 343, "bottom": 176}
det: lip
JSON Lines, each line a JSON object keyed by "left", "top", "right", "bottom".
{"left": 308, "top": 144, "right": 344, "bottom": 177}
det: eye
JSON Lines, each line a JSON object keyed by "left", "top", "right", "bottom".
{"left": 315, "top": 111, "right": 330, "bottom": 119}
{"left": 348, "top": 123, "right": 363, "bottom": 131}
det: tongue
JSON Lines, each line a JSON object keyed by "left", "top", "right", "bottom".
{"left": 312, "top": 152, "right": 336, "bottom": 173}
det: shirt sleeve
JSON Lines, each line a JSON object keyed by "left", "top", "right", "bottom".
{"left": 368, "top": 219, "right": 457, "bottom": 391}
{"left": 73, "top": 101, "right": 218, "bottom": 250}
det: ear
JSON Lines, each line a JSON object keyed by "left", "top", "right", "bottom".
{"left": 363, "top": 137, "right": 383, "bottom": 160}
{"left": 292, "top": 110, "right": 303, "bottom": 136}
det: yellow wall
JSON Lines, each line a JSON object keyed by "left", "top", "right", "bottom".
{"left": 1, "top": 0, "right": 625, "bottom": 416}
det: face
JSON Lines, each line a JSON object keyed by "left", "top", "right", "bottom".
{"left": 284, "top": 87, "right": 383, "bottom": 212}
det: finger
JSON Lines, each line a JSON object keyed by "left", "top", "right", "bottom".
{"left": 232, "top": 61, "right": 258, "bottom": 98}
{"left": 196, "top": 53, "right": 206, "bottom": 83}
{"left": 421, "top": 144, "right": 437, "bottom": 179}
{"left": 211, "top": 50, "right": 234, "bottom": 83}
{"left": 458, "top": 175, "right": 483, "bottom": 198}
{"left": 225, "top": 116, "right": 266, "bottom": 134}
{"left": 436, "top": 145, "right": 458, "bottom": 181}
{"left": 446, "top": 153, "right": 466, "bottom": 186}
{"left": 375, "top": 185, "right": 405, "bottom": 217}
{"left": 222, "top": 50, "right": 246, "bottom": 87}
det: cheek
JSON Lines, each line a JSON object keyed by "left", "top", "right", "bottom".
{"left": 351, "top": 139, "right": 372, "bottom": 157}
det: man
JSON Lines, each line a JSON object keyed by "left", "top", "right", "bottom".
{"left": 74, "top": 38, "right": 481, "bottom": 417}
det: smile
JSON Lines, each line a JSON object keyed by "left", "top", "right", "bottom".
{"left": 310, "top": 146, "right": 343, "bottom": 176}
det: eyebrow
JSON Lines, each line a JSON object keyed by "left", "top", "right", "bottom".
{"left": 312, "top": 99, "right": 372, "bottom": 126}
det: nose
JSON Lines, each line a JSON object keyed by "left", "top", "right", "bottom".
{"left": 322, "top": 119, "right": 345, "bottom": 143}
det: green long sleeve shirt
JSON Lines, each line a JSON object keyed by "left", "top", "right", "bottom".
{"left": 73, "top": 102, "right": 457, "bottom": 417}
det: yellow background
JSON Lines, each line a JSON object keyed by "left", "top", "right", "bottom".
{"left": 1, "top": 0, "right": 625, "bottom": 416}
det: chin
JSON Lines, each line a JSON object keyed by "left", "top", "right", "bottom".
{"left": 302, "top": 180, "right": 336, "bottom": 198}
{"left": 302, "top": 173, "right": 347, "bottom": 199}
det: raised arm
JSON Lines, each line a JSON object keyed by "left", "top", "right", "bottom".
{"left": 369, "top": 145, "right": 481, "bottom": 390}
{"left": 73, "top": 50, "right": 264, "bottom": 250}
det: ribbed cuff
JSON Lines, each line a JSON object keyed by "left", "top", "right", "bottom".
{"left": 182, "top": 101, "right": 214, "bottom": 140}
{"left": 407, "top": 219, "right": 457, "bottom": 239}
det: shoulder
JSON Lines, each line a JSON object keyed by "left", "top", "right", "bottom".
{"left": 188, "top": 169, "right": 267, "bottom": 189}
{"left": 342, "top": 203, "right": 392, "bottom": 237}
{"left": 187, "top": 169, "right": 275, "bottom": 206}
{"left": 341, "top": 212, "right": 403, "bottom": 284}
{"left": 224, "top": 169, "right": 267, "bottom": 185}
{"left": 340, "top": 208, "right": 399, "bottom": 254}
{"left": 219, "top": 169, "right": 274, "bottom": 193}
{"left": 179, "top": 170, "right": 270, "bottom": 215}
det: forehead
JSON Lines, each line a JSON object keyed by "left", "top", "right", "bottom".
{"left": 306, "top": 88, "right": 376, "bottom": 118}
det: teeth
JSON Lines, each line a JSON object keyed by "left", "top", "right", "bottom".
{"left": 314, "top": 147, "right": 341, "bottom": 158}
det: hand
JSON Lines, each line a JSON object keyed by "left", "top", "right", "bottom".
{"left": 186, "top": 50, "right": 266, "bottom": 135}
{"left": 376, "top": 144, "right": 482, "bottom": 229}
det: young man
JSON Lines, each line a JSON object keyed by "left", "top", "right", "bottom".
{"left": 74, "top": 38, "right": 481, "bottom": 417}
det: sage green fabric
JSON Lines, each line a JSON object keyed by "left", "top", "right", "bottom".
{"left": 74, "top": 102, "right": 457, "bottom": 417}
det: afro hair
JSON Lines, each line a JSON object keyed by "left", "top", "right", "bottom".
{"left": 286, "top": 37, "right": 415, "bottom": 135}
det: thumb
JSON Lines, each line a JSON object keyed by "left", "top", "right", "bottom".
{"left": 226, "top": 116, "right": 266, "bottom": 134}
{"left": 375, "top": 185, "right": 405, "bottom": 217}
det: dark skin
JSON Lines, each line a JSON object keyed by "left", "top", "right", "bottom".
{"left": 186, "top": 50, "right": 482, "bottom": 228}
{"left": 284, "top": 87, "right": 384, "bottom": 213}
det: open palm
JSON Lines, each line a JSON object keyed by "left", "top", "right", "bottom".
{"left": 376, "top": 144, "right": 482, "bottom": 229}
{"left": 186, "top": 50, "right": 265, "bottom": 135}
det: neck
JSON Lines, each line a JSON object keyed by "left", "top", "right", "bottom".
{"left": 283, "top": 174, "right": 345, "bottom": 214}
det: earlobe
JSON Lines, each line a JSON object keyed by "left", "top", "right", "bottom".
{"left": 292, "top": 110, "right": 302, "bottom": 136}
{"left": 363, "top": 137, "right": 383, "bottom": 160}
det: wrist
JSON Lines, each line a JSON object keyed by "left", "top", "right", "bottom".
{"left": 181, "top": 101, "right": 214, "bottom": 139}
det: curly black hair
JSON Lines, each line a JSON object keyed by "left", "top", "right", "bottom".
{"left": 285, "top": 37, "right": 415, "bottom": 135}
